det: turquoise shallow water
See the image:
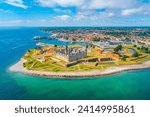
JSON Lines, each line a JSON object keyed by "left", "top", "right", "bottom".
{"left": 0, "top": 27, "right": 150, "bottom": 100}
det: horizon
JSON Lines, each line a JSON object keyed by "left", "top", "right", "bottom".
{"left": 0, "top": 26, "right": 150, "bottom": 28}
{"left": 0, "top": 0, "right": 150, "bottom": 26}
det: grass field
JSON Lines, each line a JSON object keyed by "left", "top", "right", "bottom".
{"left": 22, "top": 46, "right": 150, "bottom": 72}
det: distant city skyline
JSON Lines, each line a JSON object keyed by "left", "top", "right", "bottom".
{"left": 0, "top": 0, "right": 150, "bottom": 26}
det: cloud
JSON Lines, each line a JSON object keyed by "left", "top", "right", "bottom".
{"left": 82, "top": 0, "right": 138, "bottom": 10}
{"left": 122, "top": 8, "right": 143, "bottom": 16}
{"left": 74, "top": 10, "right": 115, "bottom": 21}
{"left": 36, "top": 0, "right": 138, "bottom": 9}
{"left": 0, "top": 19, "right": 23, "bottom": 25}
{"left": 4, "top": 0, "right": 28, "bottom": 9}
{"left": 121, "top": 4, "right": 150, "bottom": 16}
{"left": 0, "top": 19, "right": 49, "bottom": 26}
{"left": 55, "top": 15, "right": 71, "bottom": 21}
{"left": 36, "top": 0, "right": 150, "bottom": 18}
{"left": 7, "top": 19, "right": 23, "bottom": 23}
{"left": 0, "top": 8, "right": 12, "bottom": 13}
{"left": 36, "top": 0, "right": 84, "bottom": 7}
{"left": 53, "top": 8, "right": 72, "bottom": 14}
{"left": 1, "top": 0, "right": 150, "bottom": 26}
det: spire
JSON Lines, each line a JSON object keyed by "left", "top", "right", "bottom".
{"left": 65, "top": 45, "right": 68, "bottom": 55}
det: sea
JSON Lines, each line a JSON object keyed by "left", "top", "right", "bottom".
{"left": 0, "top": 27, "right": 150, "bottom": 100}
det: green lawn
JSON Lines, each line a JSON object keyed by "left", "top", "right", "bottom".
{"left": 22, "top": 46, "right": 150, "bottom": 72}
{"left": 23, "top": 57, "right": 118, "bottom": 72}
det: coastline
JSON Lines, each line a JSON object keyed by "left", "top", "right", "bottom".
{"left": 9, "top": 58, "right": 150, "bottom": 78}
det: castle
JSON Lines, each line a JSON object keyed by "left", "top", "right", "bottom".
{"left": 55, "top": 46, "right": 87, "bottom": 62}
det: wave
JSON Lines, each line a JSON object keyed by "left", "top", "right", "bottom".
{"left": 10, "top": 41, "right": 34, "bottom": 50}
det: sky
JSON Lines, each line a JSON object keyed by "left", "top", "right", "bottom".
{"left": 0, "top": 0, "right": 150, "bottom": 26}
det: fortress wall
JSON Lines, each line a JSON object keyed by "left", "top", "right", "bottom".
{"left": 55, "top": 53, "right": 69, "bottom": 62}
{"left": 55, "top": 47, "right": 87, "bottom": 62}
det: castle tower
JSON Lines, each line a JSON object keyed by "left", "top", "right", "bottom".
{"left": 65, "top": 45, "right": 68, "bottom": 55}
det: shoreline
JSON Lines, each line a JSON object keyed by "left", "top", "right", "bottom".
{"left": 9, "top": 58, "right": 150, "bottom": 78}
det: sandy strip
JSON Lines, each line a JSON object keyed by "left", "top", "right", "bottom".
{"left": 9, "top": 58, "right": 150, "bottom": 78}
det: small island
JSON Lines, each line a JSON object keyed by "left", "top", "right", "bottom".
{"left": 9, "top": 28, "right": 150, "bottom": 78}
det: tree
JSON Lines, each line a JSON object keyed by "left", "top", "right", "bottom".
{"left": 137, "top": 47, "right": 140, "bottom": 50}
{"left": 28, "top": 50, "right": 30, "bottom": 52}
{"left": 86, "top": 45, "right": 89, "bottom": 49}
{"left": 144, "top": 47, "right": 149, "bottom": 53}
{"left": 23, "top": 63, "right": 26, "bottom": 67}
{"left": 121, "top": 55, "right": 129, "bottom": 61}
{"left": 54, "top": 45, "right": 57, "bottom": 47}
{"left": 132, "top": 52, "right": 139, "bottom": 57}
{"left": 122, "top": 57, "right": 126, "bottom": 61}
{"left": 92, "top": 37, "right": 100, "bottom": 41}
{"left": 141, "top": 46, "right": 149, "bottom": 53}
{"left": 114, "top": 45, "right": 122, "bottom": 53}
{"left": 72, "top": 38, "right": 76, "bottom": 41}
{"left": 141, "top": 46, "right": 144, "bottom": 50}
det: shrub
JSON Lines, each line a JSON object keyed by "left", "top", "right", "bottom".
{"left": 132, "top": 52, "right": 139, "bottom": 57}
{"left": 92, "top": 37, "right": 100, "bottom": 41}
{"left": 137, "top": 47, "right": 140, "bottom": 50}
{"left": 114, "top": 45, "right": 122, "bottom": 53}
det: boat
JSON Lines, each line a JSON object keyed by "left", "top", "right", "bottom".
{"left": 33, "top": 36, "right": 42, "bottom": 40}
{"left": 33, "top": 36, "right": 53, "bottom": 40}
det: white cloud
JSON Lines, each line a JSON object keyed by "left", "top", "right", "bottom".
{"left": 75, "top": 13, "right": 86, "bottom": 20}
{"left": 74, "top": 9, "right": 116, "bottom": 21}
{"left": 39, "top": 19, "right": 47, "bottom": 22}
{"left": 35, "top": 0, "right": 54, "bottom": 7}
{"left": 36, "top": 0, "right": 84, "bottom": 7}
{"left": 53, "top": 8, "right": 72, "bottom": 14}
{"left": 4, "top": 0, "right": 27, "bottom": 9}
{"left": 0, "top": 19, "right": 24, "bottom": 26}
{"left": 122, "top": 8, "right": 142, "bottom": 16}
{"left": 55, "top": 15, "right": 71, "bottom": 21}
{"left": 74, "top": 10, "right": 100, "bottom": 20}
{"left": 107, "top": 12, "right": 115, "bottom": 17}
{"left": 36, "top": 0, "right": 138, "bottom": 9}
{"left": 36, "top": 0, "right": 150, "bottom": 18}
{"left": 0, "top": 19, "right": 51, "bottom": 26}
{"left": 0, "top": 8, "right": 12, "bottom": 13}
{"left": 7, "top": 19, "right": 23, "bottom": 23}
{"left": 121, "top": 4, "right": 150, "bottom": 16}
{"left": 35, "top": 0, "right": 150, "bottom": 21}
{"left": 86, "top": 0, "right": 138, "bottom": 9}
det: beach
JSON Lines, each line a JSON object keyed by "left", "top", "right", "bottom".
{"left": 9, "top": 58, "right": 150, "bottom": 78}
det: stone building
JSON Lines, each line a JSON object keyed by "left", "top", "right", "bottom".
{"left": 55, "top": 46, "right": 87, "bottom": 62}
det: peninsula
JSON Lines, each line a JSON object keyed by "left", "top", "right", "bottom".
{"left": 9, "top": 28, "right": 150, "bottom": 78}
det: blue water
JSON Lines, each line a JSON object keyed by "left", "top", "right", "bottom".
{"left": 0, "top": 27, "right": 150, "bottom": 100}
{"left": 129, "top": 48, "right": 136, "bottom": 54}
